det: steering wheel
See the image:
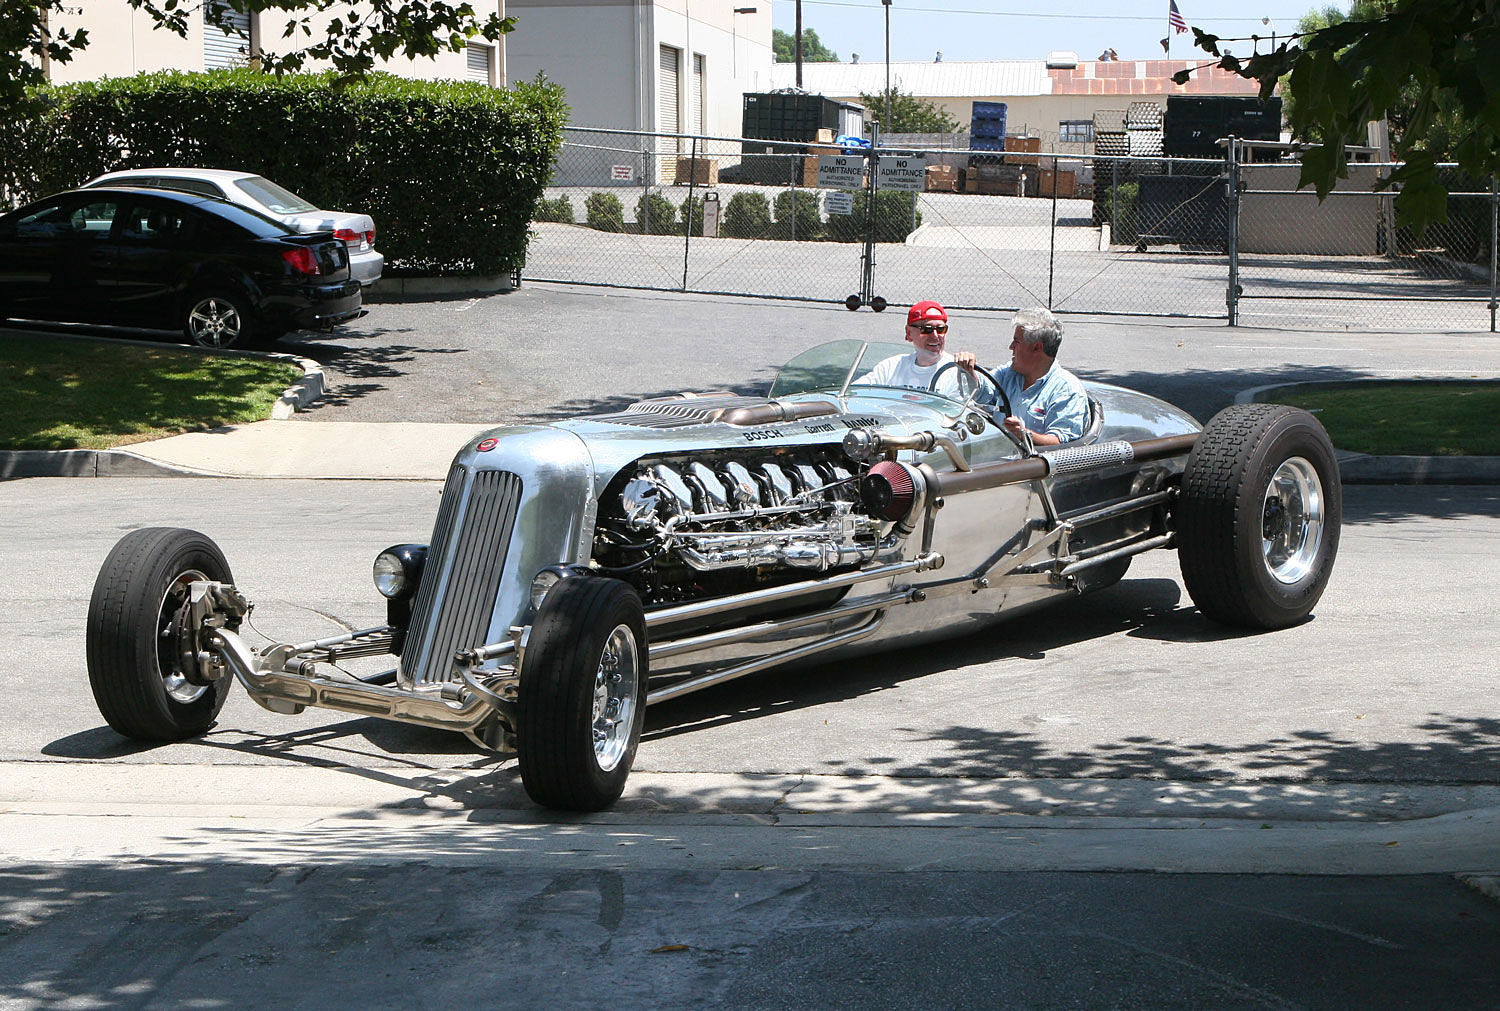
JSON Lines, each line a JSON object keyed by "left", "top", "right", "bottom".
{"left": 929, "top": 360, "right": 1011, "bottom": 419}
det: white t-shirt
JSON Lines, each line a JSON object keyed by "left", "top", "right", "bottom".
{"left": 855, "top": 352, "right": 963, "bottom": 396}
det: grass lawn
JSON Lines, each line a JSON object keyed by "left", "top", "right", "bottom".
{"left": 0, "top": 335, "right": 303, "bottom": 451}
{"left": 1275, "top": 382, "right": 1500, "bottom": 457}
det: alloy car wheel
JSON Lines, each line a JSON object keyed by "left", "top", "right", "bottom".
{"left": 1176, "top": 404, "right": 1342, "bottom": 630}
{"left": 517, "top": 577, "right": 648, "bottom": 811}
{"left": 184, "top": 293, "right": 252, "bottom": 349}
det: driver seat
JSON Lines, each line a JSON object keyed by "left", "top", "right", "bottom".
{"left": 1048, "top": 396, "right": 1105, "bottom": 447}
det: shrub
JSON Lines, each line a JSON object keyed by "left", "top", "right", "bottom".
{"left": 722, "top": 192, "right": 772, "bottom": 238}
{"left": 586, "top": 192, "right": 626, "bottom": 232}
{"left": 4, "top": 69, "right": 568, "bottom": 276}
{"left": 534, "top": 195, "right": 574, "bottom": 224}
{"left": 823, "top": 190, "right": 923, "bottom": 243}
{"left": 634, "top": 191, "right": 678, "bottom": 235}
{"left": 680, "top": 194, "right": 706, "bottom": 236}
{"left": 870, "top": 190, "right": 922, "bottom": 242}
{"left": 772, "top": 190, "right": 822, "bottom": 239}
{"left": 824, "top": 191, "right": 866, "bottom": 242}
{"left": 1103, "top": 182, "right": 1139, "bottom": 245}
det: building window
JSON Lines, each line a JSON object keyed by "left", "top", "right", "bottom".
{"left": 203, "top": 5, "right": 253, "bottom": 69}
{"left": 466, "top": 43, "right": 494, "bottom": 85}
{"left": 1059, "top": 120, "right": 1094, "bottom": 144}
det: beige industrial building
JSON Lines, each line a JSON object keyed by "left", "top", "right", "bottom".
{"left": 770, "top": 55, "right": 1265, "bottom": 153}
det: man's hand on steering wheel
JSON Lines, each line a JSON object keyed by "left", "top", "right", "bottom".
{"left": 928, "top": 358, "right": 1011, "bottom": 418}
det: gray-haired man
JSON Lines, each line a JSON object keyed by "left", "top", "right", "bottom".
{"left": 995, "top": 308, "right": 1088, "bottom": 447}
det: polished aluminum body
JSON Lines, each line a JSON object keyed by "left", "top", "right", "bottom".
{"left": 215, "top": 340, "right": 1202, "bottom": 749}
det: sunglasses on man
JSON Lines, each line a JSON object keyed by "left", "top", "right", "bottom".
{"left": 910, "top": 323, "right": 948, "bottom": 334}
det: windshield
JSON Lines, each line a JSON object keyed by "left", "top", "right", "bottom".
{"left": 233, "top": 176, "right": 318, "bottom": 215}
{"left": 769, "top": 339, "right": 943, "bottom": 398}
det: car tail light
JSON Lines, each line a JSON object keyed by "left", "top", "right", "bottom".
{"left": 281, "top": 247, "right": 320, "bottom": 275}
{"left": 334, "top": 227, "right": 375, "bottom": 250}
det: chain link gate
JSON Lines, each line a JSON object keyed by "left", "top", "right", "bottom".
{"left": 527, "top": 127, "right": 1498, "bottom": 332}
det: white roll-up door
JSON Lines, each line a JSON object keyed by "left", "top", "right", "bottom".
{"left": 691, "top": 53, "right": 704, "bottom": 135}
{"left": 659, "top": 45, "right": 680, "bottom": 135}
{"left": 203, "top": 6, "right": 251, "bottom": 69}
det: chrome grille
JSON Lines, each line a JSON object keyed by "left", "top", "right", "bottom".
{"left": 403, "top": 467, "right": 523, "bottom": 684}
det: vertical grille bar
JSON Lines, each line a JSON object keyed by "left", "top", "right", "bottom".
{"left": 402, "top": 468, "right": 524, "bottom": 684}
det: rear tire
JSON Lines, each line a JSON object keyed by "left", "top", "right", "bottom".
{"left": 86, "top": 527, "right": 235, "bottom": 740}
{"left": 517, "top": 578, "right": 647, "bottom": 811}
{"left": 1176, "top": 404, "right": 1341, "bottom": 629}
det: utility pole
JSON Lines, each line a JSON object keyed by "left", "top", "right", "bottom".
{"left": 883, "top": 0, "right": 892, "bottom": 130}
{"left": 795, "top": 0, "right": 803, "bottom": 88}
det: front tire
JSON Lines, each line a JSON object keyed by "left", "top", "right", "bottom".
{"left": 517, "top": 578, "right": 648, "bottom": 811}
{"left": 86, "top": 527, "right": 235, "bottom": 740}
{"left": 1176, "top": 404, "right": 1341, "bottom": 629}
{"left": 183, "top": 291, "right": 257, "bottom": 349}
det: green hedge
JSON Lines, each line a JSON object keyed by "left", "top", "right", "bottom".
{"left": 534, "top": 195, "right": 575, "bottom": 223}
{"left": 772, "top": 190, "right": 822, "bottom": 239}
{"left": 824, "top": 190, "right": 922, "bottom": 243}
{"left": 723, "top": 192, "right": 772, "bottom": 238}
{"left": 585, "top": 192, "right": 625, "bottom": 232}
{"left": 634, "top": 191, "right": 677, "bottom": 235}
{"left": 2, "top": 69, "right": 567, "bottom": 276}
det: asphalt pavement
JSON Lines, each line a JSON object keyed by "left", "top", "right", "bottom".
{"left": 2, "top": 284, "right": 1498, "bottom": 1007}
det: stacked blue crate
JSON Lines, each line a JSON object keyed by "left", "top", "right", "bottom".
{"left": 969, "top": 101, "right": 1007, "bottom": 165}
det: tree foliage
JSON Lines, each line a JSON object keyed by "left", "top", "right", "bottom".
{"left": 772, "top": 28, "right": 838, "bottom": 63}
{"left": 1, "top": 0, "right": 516, "bottom": 120}
{"left": 858, "top": 86, "right": 960, "bottom": 134}
{"left": 1174, "top": 0, "right": 1499, "bottom": 231}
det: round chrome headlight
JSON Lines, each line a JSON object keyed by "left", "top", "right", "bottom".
{"left": 373, "top": 552, "right": 408, "bottom": 599}
{"left": 529, "top": 568, "right": 564, "bottom": 611}
{"left": 373, "top": 544, "right": 426, "bottom": 600}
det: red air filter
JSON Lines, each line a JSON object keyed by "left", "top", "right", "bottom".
{"left": 861, "top": 460, "right": 916, "bottom": 521}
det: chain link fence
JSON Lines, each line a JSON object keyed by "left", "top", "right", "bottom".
{"left": 523, "top": 127, "right": 1499, "bottom": 332}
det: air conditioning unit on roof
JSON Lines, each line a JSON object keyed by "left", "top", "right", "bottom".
{"left": 1046, "top": 50, "right": 1079, "bottom": 69}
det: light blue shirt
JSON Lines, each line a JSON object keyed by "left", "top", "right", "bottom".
{"left": 996, "top": 362, "right": 1088, "bottom": 441}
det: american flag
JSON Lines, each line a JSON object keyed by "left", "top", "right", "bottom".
{"left": 1168, "top": 0, "right": 1188, "bottom": 33}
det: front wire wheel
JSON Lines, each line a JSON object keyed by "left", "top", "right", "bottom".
{"left": 516, "top": 577, "right": 648, "bottom": 811}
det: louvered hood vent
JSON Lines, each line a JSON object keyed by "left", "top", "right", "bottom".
{"left": 595, "top": 395, "right": 839, "bottom": 430}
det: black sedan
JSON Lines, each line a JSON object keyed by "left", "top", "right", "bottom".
{"left": 0, "top": 186, "right": 364, "bottom": 349}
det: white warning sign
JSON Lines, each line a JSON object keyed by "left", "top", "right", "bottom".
{"left": 876, "top": 156, "right": 927, "bottom": 191}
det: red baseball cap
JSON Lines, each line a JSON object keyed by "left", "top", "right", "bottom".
{"left": 907, "top": 300, "right": 947, "bottom": 324}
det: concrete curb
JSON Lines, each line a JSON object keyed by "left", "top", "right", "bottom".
{"left": 1238, "top": 379, "right": 1500, "bottom": 485}
{"left": 270, "top": 355, "right": 326, "bottom": 419}
{"left": 361, "top": 273, "right": 517, "bottom": 302}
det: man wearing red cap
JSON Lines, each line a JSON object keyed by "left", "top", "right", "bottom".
{"left": 855, "top": 300, "right": 975, "bottom": 394}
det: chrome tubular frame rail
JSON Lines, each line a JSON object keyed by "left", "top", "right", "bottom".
{"left": 212, "top": 628, "right": 493, "bottom": 732}
{"left": 646, "top": 611, "right": 888, "bottom": 705}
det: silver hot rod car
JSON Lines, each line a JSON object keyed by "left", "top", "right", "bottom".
{"left": 86, "top": 339, "right": 1340, "bottom": 810}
